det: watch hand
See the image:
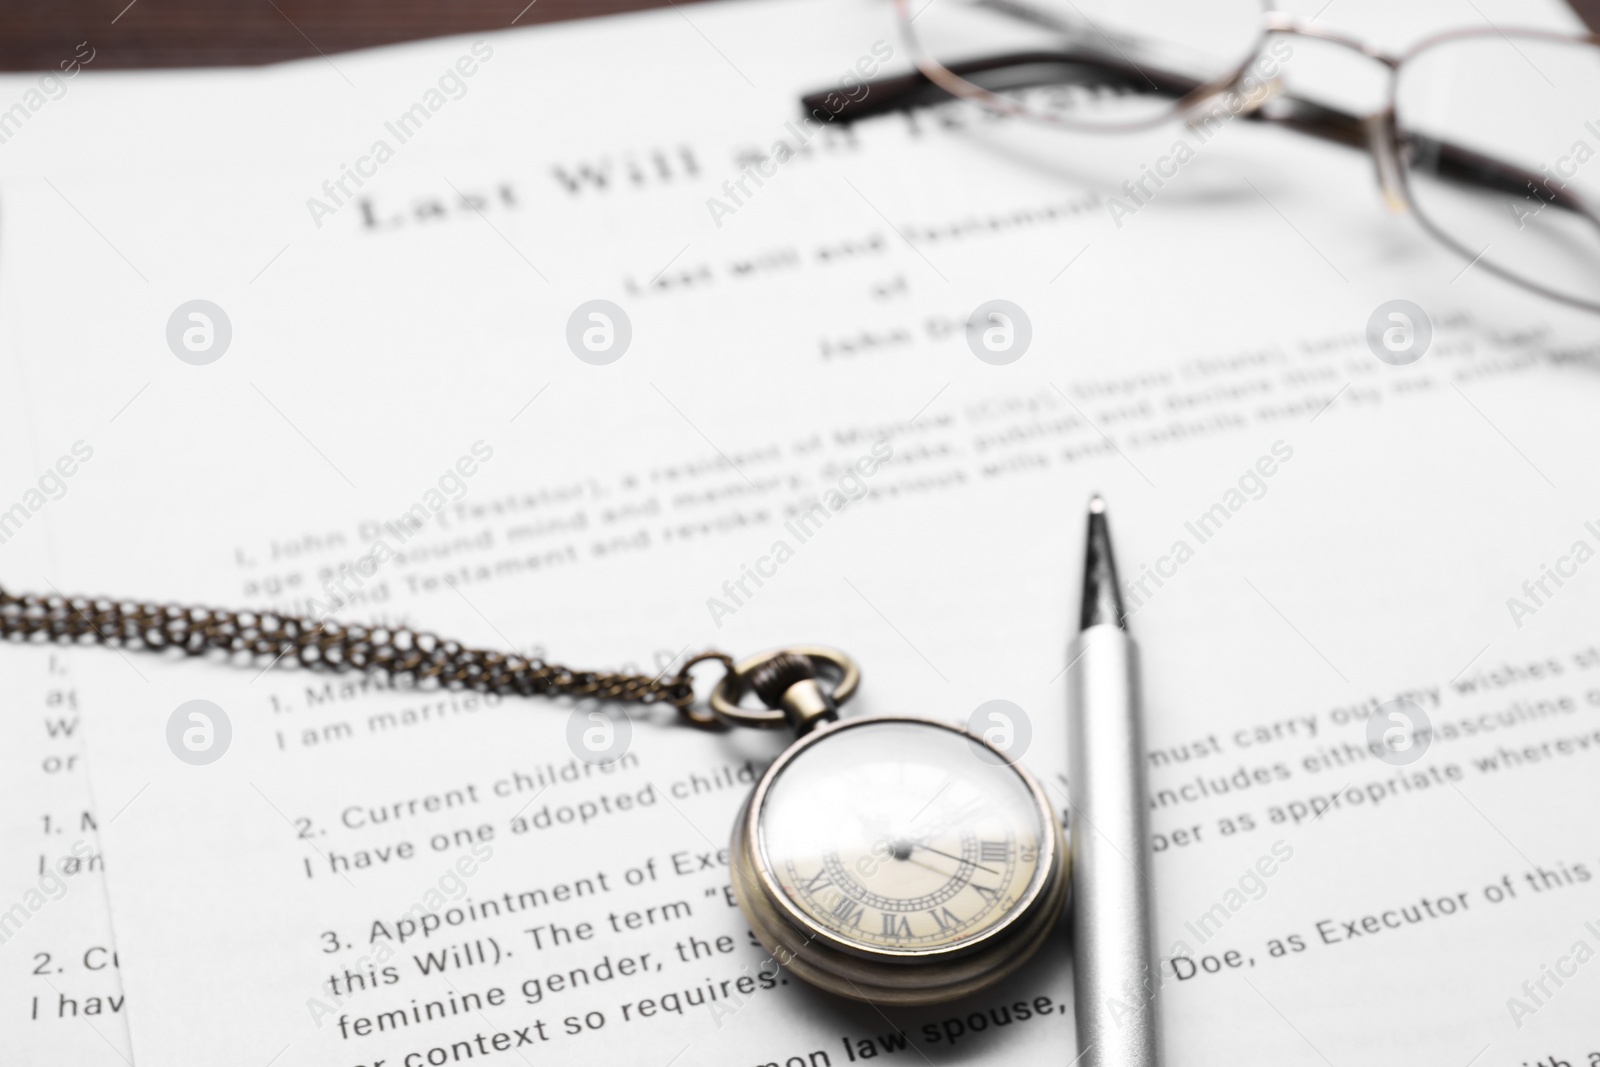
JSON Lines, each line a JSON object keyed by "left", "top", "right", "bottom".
{"left": 904, "top": 854, "right": 960, "bottom": 879}
{"left": 908, "top": 787, "right": 990, "bottom": 841}
{"left": 914, "top": 843, "right": 999, "bottom": 876}
{"left": 908, "top": 781, "right": 952, "bottom": 825}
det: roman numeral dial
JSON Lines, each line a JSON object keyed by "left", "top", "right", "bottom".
{"left": 759, "top": 721, "right": 1047, "bottom": 952}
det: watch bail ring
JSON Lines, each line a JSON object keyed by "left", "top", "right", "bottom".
{"left": 709, "top": 646, "right": 860, "bottom": 729}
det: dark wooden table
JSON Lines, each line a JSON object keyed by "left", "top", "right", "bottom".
{"left": 0, "top": 1, "right": 677, "bottom": 69}
{"left": 2, "top": 0, "right": 1596, "bottom": 69}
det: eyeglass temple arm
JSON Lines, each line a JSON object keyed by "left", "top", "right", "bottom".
{"left": 801, "top": 51, "right": 1591, "bottom": 221}
{"left": 1400, "top": 131, "right": 1594, "bottom": 224}
{"left": 1262, "top": 96, "right": 1591, "bottom": 220}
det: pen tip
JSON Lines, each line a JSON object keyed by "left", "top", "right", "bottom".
{"left": 1079, "top": 496, "right": 1126, "bottom": 631}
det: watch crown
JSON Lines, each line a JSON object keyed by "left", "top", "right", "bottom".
{"left": 750, "top": 651, "right": 818, "bottom": 708}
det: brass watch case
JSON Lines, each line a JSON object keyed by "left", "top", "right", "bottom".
{"left": 729, "top": 715, "right": 1069, "bottom": 1006}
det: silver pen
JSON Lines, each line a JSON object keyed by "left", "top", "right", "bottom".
{"left": 1068, "top": 496, "right": 1161, "bottom": 1067}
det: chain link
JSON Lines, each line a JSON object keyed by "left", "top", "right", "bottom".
{"left": 0, "top": 585, "right": 732, "bottom": 728}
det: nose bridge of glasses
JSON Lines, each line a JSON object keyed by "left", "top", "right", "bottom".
{"left": 1248, "top": 14, "right": 1406, "bottom": 212}
{"left": 1262, "top": 12, "right": 1402, "bottom": 69}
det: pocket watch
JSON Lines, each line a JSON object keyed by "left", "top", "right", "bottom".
{"left": 714, "top": 648, "right": 1069, "bottom": 1006}
{"left": 0, "top": 589, "right": 1069, "bottom": 1006}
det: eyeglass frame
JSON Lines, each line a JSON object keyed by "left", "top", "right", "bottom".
{"left": 799, "top": 3, "right": 1600, "bottom": 314}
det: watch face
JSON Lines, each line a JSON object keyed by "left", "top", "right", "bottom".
{"left": 755, "top": 718, "right": 1049, "bottom": 955}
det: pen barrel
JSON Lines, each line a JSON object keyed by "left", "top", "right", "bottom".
{"left": 1067, "top": 625, "right": 1160, "bottom": 1067}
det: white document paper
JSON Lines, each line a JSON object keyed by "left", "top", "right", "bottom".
{"left": 3, "top": 0, "right": 1600, "bottom": 1065}
{"left": 0, "top": 388, "right": 133, "bottom": 1064}
{"left": 0, "top": 641, "right": 134, "bottom": 1063}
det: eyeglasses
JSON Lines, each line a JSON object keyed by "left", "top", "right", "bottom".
{"left": 803, "top": 1, "right": 1600, "bottom": 313}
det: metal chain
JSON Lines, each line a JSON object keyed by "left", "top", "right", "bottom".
{"left": 0, "top": 585, "right": 734, "bottom": 729}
